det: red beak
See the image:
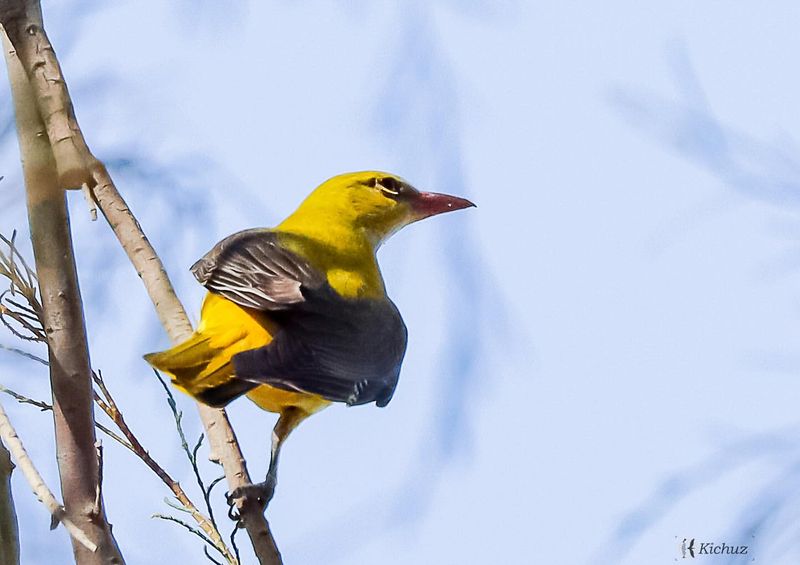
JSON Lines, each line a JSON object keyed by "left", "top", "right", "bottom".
{"left": 410, "top": 191, "right": 476, "bottom": 219}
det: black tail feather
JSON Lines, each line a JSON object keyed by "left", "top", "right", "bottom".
{"left": 196, "top": 378, "right": 259, "bottom": 408}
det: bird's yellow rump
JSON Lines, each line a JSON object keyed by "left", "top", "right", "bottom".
{"left": 145, "top": 171, "right": 474, "bottom": 506}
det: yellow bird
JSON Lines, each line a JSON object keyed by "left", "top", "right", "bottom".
{"left": 145, "top": 171, "right": 474, "bottom": 507}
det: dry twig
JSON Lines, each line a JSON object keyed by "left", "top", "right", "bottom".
{"left": 0, "top": 385, "right": 133, "bottom": 452}
{"left": 0, "top": 232, "right": 44, "bottom": 343}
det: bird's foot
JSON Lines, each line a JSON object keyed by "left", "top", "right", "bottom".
{"left": 225, "top": 477, "right": 276, "bottom": 525}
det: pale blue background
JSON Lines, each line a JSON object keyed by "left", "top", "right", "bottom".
{"left": 0, "top": 1, "right": 798, "bottom": 563}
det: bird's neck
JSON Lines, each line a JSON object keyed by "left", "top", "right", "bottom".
{"left": 276, "top": 215, "right": 386, "bottom": 299}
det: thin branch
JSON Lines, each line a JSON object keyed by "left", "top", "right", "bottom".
{"left": 0, "top": 2, "right": 282, "bottom": 562}
{"left": 0, "top": 233, "right": 44, "bottom": 344}
{"left": 0, "top": 387, "right": 49, "bottom": 412}
{"left": 155, "top": 372, "right": 221, "bottom": 534}
{"left": 0, "top": 398, "right": 96, "bottom": 552}
{"left": 163, "top": 497, "right": 193, "bottom": 515}
{"left": 229, "top": 518, "right": 242, "bottom": 565}
{"left": 152, "top": 512, "right": 232, "bottom": 565}
{"left": 0, "top": 385, "right": 136, "bottom": 453}
{"left": 204, "top": 546, "right": 226, "bottom": 565}
{"left": 0, "top": 234, "right": 37, "bottom": 292}
{"left": 152, "top": 514, "right": 217, "bottom": 551}
{"left": 207, "top": 476, "right": 226, "bottom": 499}
{"left": 0, "top": 344, "right": 47, "bottom": 366}
{"left": 91, "top": 371, "right": 237, "bottom": 564}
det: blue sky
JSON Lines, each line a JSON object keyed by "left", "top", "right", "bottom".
{"left": 1, "top": 1, "right": 800, "bottom": 563}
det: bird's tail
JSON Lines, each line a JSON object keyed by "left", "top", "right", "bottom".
{"left": 144, "top": 294, "right": 274, "bottom": 407}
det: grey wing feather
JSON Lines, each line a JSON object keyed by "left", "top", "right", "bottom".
{"left": 191, "top": 229, "right": 325, "bottom": 311}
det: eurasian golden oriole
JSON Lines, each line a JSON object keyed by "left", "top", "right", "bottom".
{"left": 144, "top": 171, "right": 474, "bottom": 507}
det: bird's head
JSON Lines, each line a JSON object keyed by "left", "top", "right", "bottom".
{"left": 282, "top": 171, "right": 475, "bottom": 249}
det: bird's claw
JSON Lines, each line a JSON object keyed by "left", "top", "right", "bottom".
{"left": 225, "top": 492, "right": 242, "bottom": 524}
{"left": 225, "top": 477, "right": 277, "bottom": 526}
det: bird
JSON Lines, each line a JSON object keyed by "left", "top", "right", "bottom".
{"left": 144, "top": 171, "right": 474, "bottom": 509}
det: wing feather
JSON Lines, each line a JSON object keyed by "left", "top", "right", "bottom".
{"left": 191, "top": 229, "right": 324, "bottom": 311}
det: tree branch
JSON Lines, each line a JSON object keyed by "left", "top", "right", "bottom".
{"left": 0, "top": 384, "right": 136, "bottom": 454}
{"left": 0, "top": 1, "right": 95, "bottom": 191}
{"left": 0, "top": 439, "right": 18, "bottom": 565}
{"left": 0, "top": 13, "right": 125, "bottom": 563}
{"left": 0, "top": 2, "right": 281, "bottom": 563}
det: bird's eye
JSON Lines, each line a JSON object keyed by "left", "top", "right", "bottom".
{"left": 375, "top": 177, "right": 401, "bottom": 197}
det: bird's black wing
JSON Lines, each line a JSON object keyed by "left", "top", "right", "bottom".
{"left": 191, "top": 229, "right": 325, "bottom": 311}
{"left": 232, "top": 295, "right": 408, "bottom": 407}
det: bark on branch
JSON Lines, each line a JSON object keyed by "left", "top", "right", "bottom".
{"left": 0, "top": 14, "right": 123, "bottom": 563}
{"left": 0, "top": 439, "right": 19, "bottom": 565}
{"left": 0, "top": 1, "right": 281, "bottom": 563}
{"left": 0, "top": 0, "right": 96, "bottom": 190}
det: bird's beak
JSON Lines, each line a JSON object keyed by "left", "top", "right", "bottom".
{"left": 410, "top": 191, "right": 476, "bottom": 220}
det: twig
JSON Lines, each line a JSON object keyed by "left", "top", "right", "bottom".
{"left": 0, "top": 233, "right": 37, "bottom": 292}
{"left": 0, "top": 387, "right": 49, "bottom": 412}
{"left": 151, "top": 514, "right": 217, "bottom": 551}
{"left": 154, "top": 372, "right": 222, "bottom": 533}
{"left": 0, "top": 234, "right": 44, "bottom": 343}
{"left": 0, "top": 232, "right": 47, "bottom": 342}
{"left": 0, "top": 295, "right": 45, "bottom": 341}
{"left": 0, "top": 385, "right": 135, "bottom": 453}
{"left": 0, "top": 2, "right": 282, "bottom": 562}
{"left": 229, "top": 518, "right": 242, "bottom": 565}
{"left": 81, "top": 183, "right": 97, "bottom": 221}
{"left": 204, "top": 546, "right": 226, "bottom": 565}
{"left": 0, "top": 398, "right": 96, "bottom": 552}
{"left": 0, "top": 344, "right": 47, "bottom": 366}
{"left": 92, "top": 371, "right": 237, "bottom": 564}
